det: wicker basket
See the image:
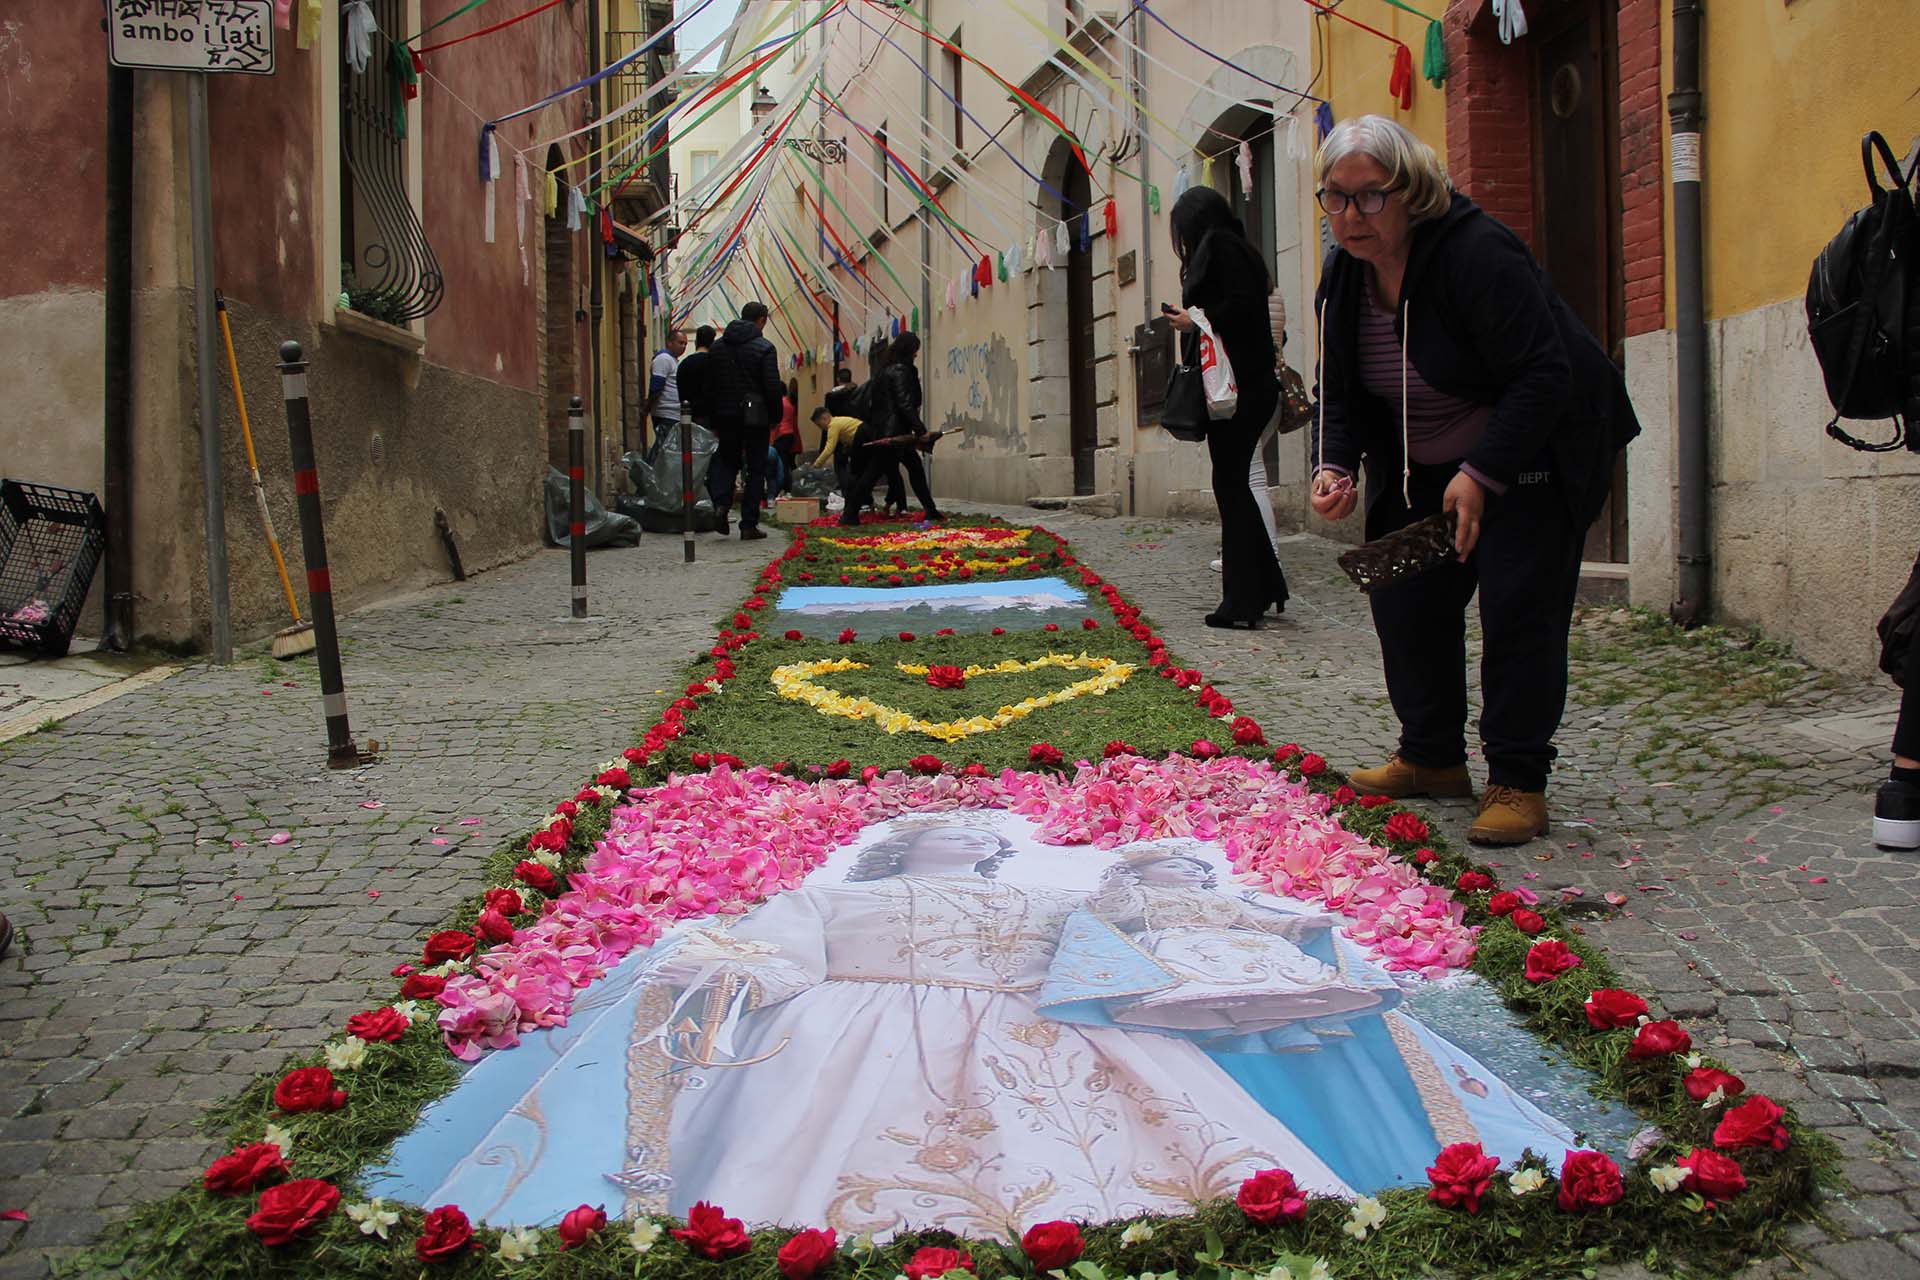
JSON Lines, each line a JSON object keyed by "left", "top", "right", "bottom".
{"left": 1335, "top": 511, "right": 1459, "bottom": 593}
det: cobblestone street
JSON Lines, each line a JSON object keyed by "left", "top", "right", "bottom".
{"left": 2, "top": 509, "right": 1917, "bottom": 1278}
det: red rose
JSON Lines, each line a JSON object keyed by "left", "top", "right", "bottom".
{"left": 1331, "top": 784, "right": 1357, "bottom": 806}
{"left": 345, "top": 1006, "right": 408, "bottom": 1043}
{"left": 1357, "top": 793, "right": 1392, "bottom": 809}
{"left": 1021, "top": 1220, "right": 1084, "bottom": 1271}
{"left": 1272, "top": 744, "right": 1302, "bottom": 764}
{"left": 898, "top": 631, "right": 916, "bottom": 642}
{"left": 733, "top": 612, "right": 751, "bottom": 628}
{"left": 1556, "top": 1149, "right": 1624, "bottom": 1212}
{"left": 415, "top": 1204, "right": 476, "bottom": 1262}
{"left": 1712, "top": 1095, "right": 1791, "bottom": 1151}
{"left": 245, "top": 1178, "right": 341, "bottom": 1245}
{"left": 202, "top": 1141, "right": 288, "bottom": 1195}
{"left": 1081, "top": 617, "right": 1099, "bottom": 630}
{"left": 961, "top": 762, "right": 990, "bottom": 778}
{"left": 390, "top": 962, "right": 415, "bottom": 977}
{"left": 776, "top": 1227, "right": 837, "bottom": 1279}
{"left": 859, "top": 765, "right": 880, "bottom": 783}
{"left": 991, "top": 627, "right": 1006, "bottom": 636}
{"left": 573, "top": 787, "right": 601, "bottom": 804}
{"left": 1524, "top": 940, "right": 1583, "bottom": 984}
{"left": 837, "top": 628, "right": 856, "bottom": 644}
{"left": 1230, "top": 717, "right": 1266, "bottom": 747}
{"left": 926, "top": 665, "right": 968, "bottom": 690}
{"left": 904, "top": 1246, "right": 975, "bottom": 1279}
{"left": 825, "top": 759, "right": 851, "bottom": 779}
{"left": 908, "top": 754, "right": 944, "bottom": 775}
{"left": 1583, "top": 988, "right": 1648, "bottom": 1030}
{"left": 513, "top": 861, "right": 559, "bottom": 895}
{"left": 1192, "top": 739, "right": 1223, "bottom": 759}
{"left": 1511, "top": 909, "right": 1547, "bottom": 935}
{"left": 1299, "top": 753, "right": 1327, "bottom": 777}
{"left": 1487, "top": 891, "right": 1521, "bottom": 917}
{"left": 672, "top": 1201, "right": 750, "bottom": 1259}
{"left": 1103, "top": 741, "right": 1135, "bottom": 759}
{"left": 596, "top": 766, "right": 631, "bottom": 789}
{"left": 484, "top": 887, "right": 525, "bottom": 917}
{"left": 1236, "top": 1167, "right": 1307, "bottom": 1224}
{"left": 475, "top": 908, "right": 515, "bottom": 944}
{"left": 1628, "top": 1019, "right": 1691, "bottom": 1060}
{"left": 622, "top": 747, "right": 647, "bottom": 764}
{"left": 1383, "top": 813, "right": 1430, "bottom": 844}
{"left": 555, "top": 1203, "right": 607, "bottom": 1251}
{"left": 1413, "top": 847, "right": 1438, "bottom": 865}
{"left": 1425, "top": 1141, "right": 1501, "bottom": 1213}
{"left": 401, "top": 972, "right": 447, "bottom": 1001}
{"left": 423, "top": 930, "right": 475, "bottom": 965}
{"left": 1679, "top": 1147, "right": 1747, "bottom": 1202}
{"left": 1029, "top": 743, "right": 1065, "bottom": 767}
{"left": 1043, "top": 623, "right": 1060, "bottom": 632}
{"left": 273, "top": 1066, "right": 347, "bottom": 1113}
{"left": 1456, "top": 871, "right": 1494, "bottom": 892}
{"left": 935, "top": 628, "right": 955, "bottom": 637}
{"left": 1683, "top": 1066, "right": 1746, "bottom": 1103}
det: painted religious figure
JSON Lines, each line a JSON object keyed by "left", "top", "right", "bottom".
{"left": 373, "top": 813, "right": 1596, "bottom": 1235}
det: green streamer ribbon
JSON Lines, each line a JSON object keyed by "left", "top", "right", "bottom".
{"left": 1423, "top": 20, "right": 1448, "bottom": 86}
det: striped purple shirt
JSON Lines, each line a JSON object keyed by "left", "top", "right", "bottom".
{"left": 1357, "top": 288, "right": 1495, "bottom": 469}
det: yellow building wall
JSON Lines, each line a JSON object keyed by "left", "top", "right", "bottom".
{"left": 1676, "top": 0, "right": 1920, "bottom": 322}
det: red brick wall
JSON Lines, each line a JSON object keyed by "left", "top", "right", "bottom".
{"left": 1616, "top": 0, "right": 1665, "bottom": 336}
{"left": 1441, "top": 2, "right": 1536, "bottom": 252}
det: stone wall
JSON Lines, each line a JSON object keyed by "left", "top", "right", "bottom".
{"left": 1628, "top": 295, "right": 1920, "bottom": 677}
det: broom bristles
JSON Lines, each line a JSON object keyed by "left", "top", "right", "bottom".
{"left": 271, "top": 623, "right": 316, "bottom": 661}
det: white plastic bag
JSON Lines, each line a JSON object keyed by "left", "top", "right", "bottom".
{"left": 1188, "top": 306, "right": 1239, "bottom": 420}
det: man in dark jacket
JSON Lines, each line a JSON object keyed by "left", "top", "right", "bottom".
{"left": 705, "top": 301, "right": 784, "bottom": 540}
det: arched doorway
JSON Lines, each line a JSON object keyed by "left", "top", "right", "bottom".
{"left": 1061, "top": 160, "right": 1097, "bottom": 495}
{"left": 544, "top": 144, "right": 576, "bottom": 470}
{"left": 1199, "top": 105, "right": 1279, "bottom": 478}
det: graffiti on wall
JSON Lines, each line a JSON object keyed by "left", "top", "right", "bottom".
{"left": 937, "top": 335, "right": 1022, "bottom": 451}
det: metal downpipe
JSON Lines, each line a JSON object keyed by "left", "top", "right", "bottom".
{"left": 1668, "top": 0, "right": 1709, "bottom": 626}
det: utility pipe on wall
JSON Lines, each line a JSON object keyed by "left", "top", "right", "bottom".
{"left": 588, "top": 0, "right": 606, "bottom": 497}
{"left": 1668, "top": 0, "right": 1709, "bottom": 626}
{"left": 103, "top": 59, "right": 135, "bottom": 651}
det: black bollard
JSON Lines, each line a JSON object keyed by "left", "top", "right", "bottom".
{"left": 680, "top": 418, "right": 696, "bottom": 564}
{"left": 568, "top": 396, "right": 587, "bottom": 619}
{"left": 276, "top": 341, "right": 359, "bottom": 768}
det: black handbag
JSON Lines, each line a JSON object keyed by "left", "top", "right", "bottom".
{"left": 1161, "top": 330, "right": 1209, "bottom": 442}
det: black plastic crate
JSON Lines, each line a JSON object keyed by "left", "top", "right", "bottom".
{"left": 0, "top": 479, "right": 107, "bottom": 657}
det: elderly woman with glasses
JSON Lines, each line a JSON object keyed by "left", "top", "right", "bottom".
{"left": 1306, "top": 115, "right": 1639, "bottom": 845}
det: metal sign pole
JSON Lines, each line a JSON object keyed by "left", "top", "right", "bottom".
{"left": 186, "top": 70, "right": 232, "bottom": 664}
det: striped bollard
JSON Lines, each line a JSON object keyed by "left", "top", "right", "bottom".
{"left": 568, "top": 396, "right": 587, "bottom": 619}
{"left": 276, "top": 341, "right": 359, "bottom": 768}
{"left": 680, "top": 418, "right": 696, "bottom": 563}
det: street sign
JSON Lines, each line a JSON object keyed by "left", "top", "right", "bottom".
{"left": 109, "top": 0, "right": 276, "bottom": 76}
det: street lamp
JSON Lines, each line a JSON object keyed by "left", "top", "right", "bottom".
{"left": 748, "top": 84, "right": 848, "bottom": 164}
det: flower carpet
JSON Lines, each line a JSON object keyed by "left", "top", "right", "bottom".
{"left": 88, "top": 517, "right": 1824, "bottom": 1280}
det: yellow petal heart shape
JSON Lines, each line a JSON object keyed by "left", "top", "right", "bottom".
{"left": 769, "top": 653, "right": 1135, "bottom": 743}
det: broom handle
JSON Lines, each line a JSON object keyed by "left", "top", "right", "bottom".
{"left": 216, "top": 293, "right": 303, "bottom": 624}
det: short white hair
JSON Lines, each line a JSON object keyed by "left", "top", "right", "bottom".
{"left": 1315, "top": 115, "right": 1453, "bottom": 222}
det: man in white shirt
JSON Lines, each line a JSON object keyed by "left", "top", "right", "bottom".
{"left": 645, "top": 329, "right": 688, "bottom": 454}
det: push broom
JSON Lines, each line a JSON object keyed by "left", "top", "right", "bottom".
{"left": 216, "top": 292, "right": 316, "bottom": 659}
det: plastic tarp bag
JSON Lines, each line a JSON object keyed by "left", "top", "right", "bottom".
{"left": 1189, "top": 305, "right": 1240, "bottom": 420}
{"left": 788, "top": 463, "right": 837, "bottom": 499}
{"left": 629, "top": 423, "right": 726, "bottom": 532}
{"left": 544, "top": 467, "right": 641, "bottom": 548}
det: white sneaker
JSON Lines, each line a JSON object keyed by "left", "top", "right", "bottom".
{"left": 1209, "top": 558, "right": 1223, "bottom": 573}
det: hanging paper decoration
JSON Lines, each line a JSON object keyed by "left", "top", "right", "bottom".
{"left": 1202, "top": 154, "right": 1216, "bottom": 190}
{"left": 273, "top": 0, "right": 292, "bottom": 29}
{"left": 910, "top": 306, "right": 919, "bottom": 333}
{"left": 979, "top": 253, "right": 994, "bottom": 288}
{"left": 1054, "top": 221, "right": 1070, "bottom": 261}
{"left": 600, "top": 206, "right": 614, "bottom": 247}
{"left": 945, "top": 278, "right": 958, "bottom": 310}
{"left": 1315, "top": 101, "right": 1336, "bottom": 141}
{"left": 1236, "top": 141, "right": 1254, "bottom": 194}
{"left": 1172, "top": 164, "right": 1191, "bottom": 201}
{"left": 997, "top": 251, "right": 1008, "bottom": 283}
{"left": 343, "top": 1, "right": 377, "bottom": 73}
{"left": 1283, "top": 113, "right": 1305, "bottom": 162}
{"left": 1005, "top": 241, "right": 1021, "bottom": 276}
{"left": 970, "top": 270, "right": 980, "bottom": 300}
{"left": 479, "top": 123, "right": 501, "bottom": 245}
{"left": 515, "top": 157, "right": 531, "bottom": 285}
{"left": 543, "top": 172, "right": 559, "bottom": 217}
{"left": 890, "top": 316, "right": 901, "bottom": 339}
{"left": 296, "top": 0, "right": 321, "bottom": 49}
{"left": 1389, "top": 43, "right": 1417, "bottom": 110}
{"left": 1103, "top": 198, "right": 1118, "bottom": 240}
{"left": 1078, "top": 213, "right": 1091, "bottom": 254}
{"left": 1423, "top": 20, "right": 1450, "bottom": 86}
{"left": 1034, "top": 230, "right": 1053, "bottom": 271}
{"left": 566, "top": 185, "right": 585, "bottom": 232}
{"left": 1147, "top": 184, "right": 1162, "bottom": 215}
{"left": 1493, "top": 0, "right": 1527, "bottom": 43}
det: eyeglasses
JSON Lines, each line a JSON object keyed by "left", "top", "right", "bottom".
{"left": 1315, "top": 187, "right": 1398, "bottom": 217}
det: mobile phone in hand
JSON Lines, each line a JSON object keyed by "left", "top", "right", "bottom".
{"left": 1160, "top": 302, "right": 1176, "bottom": 315}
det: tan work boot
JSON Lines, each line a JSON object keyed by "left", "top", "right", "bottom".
{"left": 1468, "top": 786, "right": 1550, "bottom": 845}
{"left": 1348, "top": 752, "right": 1473, "bottom": 799}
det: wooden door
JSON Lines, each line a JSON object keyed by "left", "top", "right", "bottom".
{"left": 1533, "top": 2, "right": 1628, "bottom": 562}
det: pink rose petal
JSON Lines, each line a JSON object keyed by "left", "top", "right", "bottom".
{"left": 0, "top": 1210, "right": 26, "bottom": 1222}
{"left": 430, "top": 837, "right": 450, "bottom": 846}
{"left": 360, "top": 801, "right": 383, "bottom": 810}
{"left": 459, "top": 817, "right": 483, "bottom": 826}
{"left": 267, "top": 832, "right": 292, "bottom": 846}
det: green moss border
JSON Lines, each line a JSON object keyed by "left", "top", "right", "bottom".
{"left": 72, "top": 515, "right": 1829, "bottom": 1280}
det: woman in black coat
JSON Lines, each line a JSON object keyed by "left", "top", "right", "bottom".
{"left": 1307, "top": 115, "right": 1640, "bottom": 845}
{"left": 1165, "top": 187, "right": 1288, "bottom": 626}
{"left": 839, "top": 333, "right": 942, "bottom": 526}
